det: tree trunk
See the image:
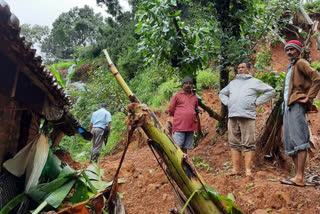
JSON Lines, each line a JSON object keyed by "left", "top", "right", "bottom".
{"left": 198, "top": 99, "right": 223, "bottom": 121}
{"left": 103, "top": 50, "right": 240, "bottom": 214}
{"left": 216, "top": 68, "right": 229, "bottom": 135}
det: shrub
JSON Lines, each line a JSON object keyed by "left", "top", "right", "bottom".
{"left": 159, "top": 78, "right": 180, "bottom": 101}
{"left": 129, "top": 64, "right": 169, "bottom": 106}
{"left": 196, "top": 69, "right": 220, "bottom": 90}
{"left": 311, "top": 61, "right": 320, "bottom": 72}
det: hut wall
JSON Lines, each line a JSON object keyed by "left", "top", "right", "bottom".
{"left": 0, "top": 94, "right": 22, "bottom": 173}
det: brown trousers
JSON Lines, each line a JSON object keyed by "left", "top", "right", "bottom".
{"left": 228, "top": 117, "right": 256, "bottom": 151}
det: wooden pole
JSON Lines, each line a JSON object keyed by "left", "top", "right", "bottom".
{"left": 299, "top": 6, "right": 320, "bottom": 52}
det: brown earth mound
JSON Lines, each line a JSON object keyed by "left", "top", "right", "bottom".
{"left": 58, "top": 39, "right": 320, "bottom": 213}
{"left": 59, "top": 88, "right": 320, "bottom": 214}
{"left": 96, "top": 89, "right": 320, "bottom": 214}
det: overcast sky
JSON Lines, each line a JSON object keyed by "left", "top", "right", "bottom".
{"left": 6, "top": 0, "right": 129, "bottom": 26}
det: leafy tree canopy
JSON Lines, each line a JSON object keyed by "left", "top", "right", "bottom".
{"left": 41, "top": 5, "right": 106, "bottom": 61}
{"left": 20, "top": 24, "right": 50, "bottom": 48}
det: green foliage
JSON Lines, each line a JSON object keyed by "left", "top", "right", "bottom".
{"left": 254, "top": 47, "right": 272, "bottom": 73}
{"left": 196, "top": 70, "right": 220, "bottom": 90}
{"left": 255, "top": 71, "right": 286, "bottom": 94}
{"left": 129, "top": 64, "right": 170, "bottom": 106}
{"left": 303, "top": 0, "right": 320, "bottom": 12}
{"left": 20, "top": 24, "right": 49, "bottom": 48}
{"left": 159, "top": 79, "right": 181, "bottom": 101}
{"left": 201, "top": 184, "right": 243, "bottom": 214}
{"left": 149, "top": 78, "right": 180, "bottom": 109}
{"left": 48, "top": 65, "right": 66, "bottom": 88}
{"left": 0, "top": 193, "right": 27, "bottom": 214}
{"left": 117, "top": 38, "right": 144, "bottom": 81}
{"left": 48, "top": 63, "right": 86, "bottom": 96}
{"left": 135, "top": 0, "right": 211, "bottom": 77}
{"left": 191, "top": 156, "right": 212, "bottom": 172}
{"left": 51, "top": 61, "right": 74, "bottom": 70}
{"left": 311, "top": 61, "right": 320, "bottom": 72}
{"left": 84, "top": 164, "right": 112, "bottom": 191}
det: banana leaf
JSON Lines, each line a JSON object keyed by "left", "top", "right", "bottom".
{"left": 46, "top": 180, "right": 77, "bottom": 208}
{"left": 201, "top": 185, "right": 243, "bottom": 214}
{"left": 27, "top": 172, "right": 75, "bottom": 203}
{"left": 32, "top": 180, "right": 77, "bottom": 214}
{"left": 58, "top": 165, "right": 76, "bottom": 178}
{"left": 80, "top": 171, "right": 98, "bottom": 194}
{"left": 0, "top": 193, "right": 27, "bottom": 214}
{"left": 41, "top": 150, "right": 62, "bottom": 180}
{"left": 84, "top": 164, "right": 112, "bottom": 191}
{"left": 49, "top": 65, "right": 66, "bottom": 88}
{"left": 71, "top": 180, "right": 89, "bottom": 204}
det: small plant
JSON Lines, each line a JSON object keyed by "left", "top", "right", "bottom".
{"left": 246, "top": 183, "right": 254, "bottom": 191}
{"left": 209, "top": 136, "right": 216, "bottom": 146}
{"left": 192, "top": 157, "right": 213, "bottom": 172}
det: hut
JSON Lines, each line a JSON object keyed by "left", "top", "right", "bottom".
{"left": 0, "top": 0, "right": 87, "bottom": 209}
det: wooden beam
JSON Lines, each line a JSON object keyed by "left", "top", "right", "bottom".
{"left": 10, "top": 66, "right": 20, "bottom": 98}
{"left": 299, "top": 6, "right": 313, "bottom": 26}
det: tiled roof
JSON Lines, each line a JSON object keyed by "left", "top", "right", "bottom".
{"left": 0, "top": 0, "right": 71, "bottom": 107}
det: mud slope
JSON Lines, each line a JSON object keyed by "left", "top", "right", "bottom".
{"left": 91, "top": 89, "right": 319, "bottom": 214}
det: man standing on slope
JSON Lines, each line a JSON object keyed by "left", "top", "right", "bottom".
{"left": 280, "top": 40, "right": 320, "bottom": 187}
{"left": 219, "top": 62, "right": 275, "bottom": 176}
{"left": 89, "top": 102, "right": 112, "bottom": 163}
{"left": 168, "top": 76, "right": 198, "bottom": 154}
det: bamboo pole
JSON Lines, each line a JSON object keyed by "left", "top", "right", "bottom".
{"left": 103, "top": 49, "right": 230, "bottom": 214}
{"left": 103, "top": 50, "right": 140, "bottom": 103}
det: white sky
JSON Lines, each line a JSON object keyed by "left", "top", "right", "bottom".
{"left": 6, "top": 0, "right": 129, "bottom": 27}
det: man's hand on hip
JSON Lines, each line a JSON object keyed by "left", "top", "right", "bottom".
{"left": 298, "top": 97, "right": 308, "bottom": 103}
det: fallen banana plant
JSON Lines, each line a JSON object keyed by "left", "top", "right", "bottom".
{"left": 0, "top": 151, "right": 124, "bottom": 214}
{"left": 103, "top": 49, "right": 242, "bottom": 214}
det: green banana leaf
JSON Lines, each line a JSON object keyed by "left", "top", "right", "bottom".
{"left": 27, "top": 172, "right": 75, "bottom": 203}
{"left": 0, "top": 193, "right": 27, "bottom": 214}
{"left": 46, "top": 180, "right": 76, "bottom": 208}
{"left": 71, "top": 180, "right": 89, "bottom": 204}
{"left": 201, "top": 185, "right": 243, "bottom": 214}
{"left": 32, "top": 180, "right": 76, "bottom": 214}
{"left": 41, "top": 150, "right": 62, "bottom": 179}
{"left": 84, "top": 164, "right": 112, "bottom": 191}
{"left": 49, "top": 65, "right": 66, "bottom": 88}
{"left": 80, "top": 171, "right": 98, "bottom": 194}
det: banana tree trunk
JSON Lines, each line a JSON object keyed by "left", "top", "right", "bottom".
{"left": 103, "top": 50, "right": 226, "bottom": 214}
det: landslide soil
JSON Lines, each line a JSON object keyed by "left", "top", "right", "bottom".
{"left": 61, "top": 42, "right": 320, "bottom": 214}
{"left": 62, "top": 88, "right": 320, "bottom": 214}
